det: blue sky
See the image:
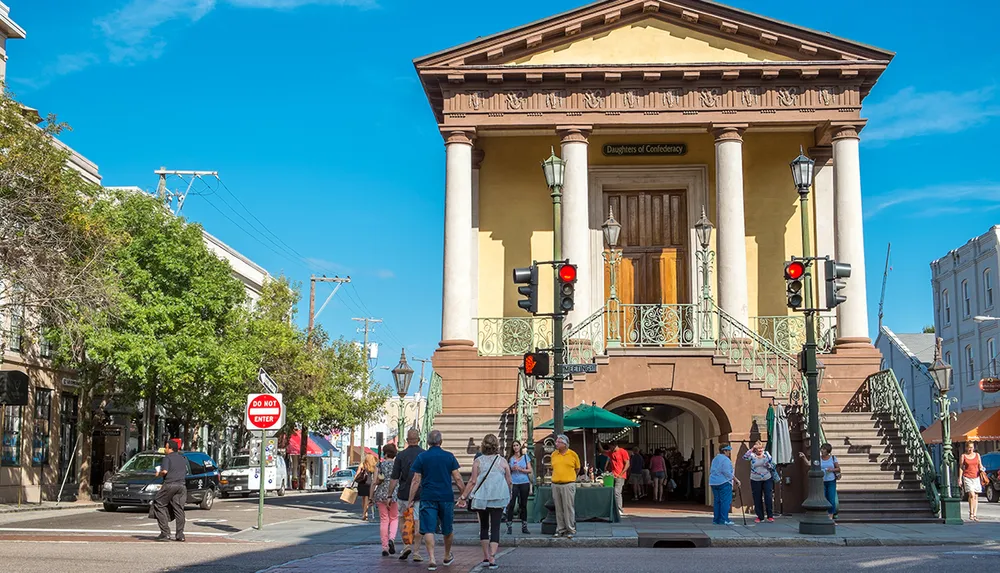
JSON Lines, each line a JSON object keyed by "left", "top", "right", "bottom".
{"left": 6, "top": 0, "right": 1000, "bottom": 390}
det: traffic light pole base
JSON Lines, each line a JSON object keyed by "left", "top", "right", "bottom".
{"left": 941, "top": 495, "right": 963, "bottom": 525}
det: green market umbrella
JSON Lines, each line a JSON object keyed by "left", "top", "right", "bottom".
{"left": 537, "top": 403, "right": 640, "bottom": 431}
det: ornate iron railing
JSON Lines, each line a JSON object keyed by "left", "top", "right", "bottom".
{"left": 476, "top": 317, "right": 552, "bottom": 357}
{"left": 615, "top": 303, "right": 699, "bottom": 347}
{"left": 420, "top": 372, "right": 443, "bottom": 449}
{"left": 867, "top": 369, "right": 941, "bottom": 515}
{"left": 715, "top": 304, "right": 802, "bottom": 400}
{"left": 752, "top": 315, "right": 838, "bottom": 355}
{"left": 565, "top": 307, "right": 605, "bottom": 364}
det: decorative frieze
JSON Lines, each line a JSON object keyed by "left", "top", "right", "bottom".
{"left": 443, "top": 83, "right": 860, "bottom": 118}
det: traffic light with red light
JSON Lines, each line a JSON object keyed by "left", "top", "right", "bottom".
{"left": 523, "top": 352, "right": 550, "bottom": 377}
{"left": 785, "top": 261, "right": 805, "bottom": 309}
{"left": 513, "top": 265, "right": 539, "bottom": 314}
{"left": 557, "top": 263, "right": 577, "bottom": 313}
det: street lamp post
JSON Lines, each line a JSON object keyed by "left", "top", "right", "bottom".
{"left": 391, "top": 350, "right": 415, "bottom": 445}
{"left": 929, "top": 338, "right": 962, "bottom": 524}
{"left": 602, "top": 209, "right": 623, "bottom": 347}
{"left": 541, "top": 149, "right": 567, "bottom": 436}
{"left": 790, "top": 151, "right": 835, "bottom": 535}
{"left": 694, "top": 207, "right": 715, "bottom": 346}
{"left": 521, "top": 371, "right": 541, "bottom": 486}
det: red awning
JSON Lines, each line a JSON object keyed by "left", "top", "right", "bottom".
{"left": 922, "top": 406, "right": 1000, "bottom": 443}
{"left": 287, "top": 430, "right": 328, "bottom": 456}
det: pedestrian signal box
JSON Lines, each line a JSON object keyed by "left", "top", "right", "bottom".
{"left": 523, "top": 352, "right": 550, "bottom": 378}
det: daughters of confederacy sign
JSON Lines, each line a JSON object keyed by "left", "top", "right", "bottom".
{"left": 603, "top": 143, "right": 687, "bottom": 157}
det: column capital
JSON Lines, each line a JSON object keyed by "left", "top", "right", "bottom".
{"left": 711, "top": 124, "right": 747, "bottom": 143}
{"left": 472, "top": 148, "right": 486, "bottom": 170}
{"left": 556, "top": 125, "right": 592, "bottom": 144}
{"left": 807, "top": 146, "right": 834, "bottom": 166}
{"left": 441, "top": 127, "right": 476, "bottom": 146}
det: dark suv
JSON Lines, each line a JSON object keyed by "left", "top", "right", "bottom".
{"left": 101, "top": 450, "right": 221, "bottom": 512}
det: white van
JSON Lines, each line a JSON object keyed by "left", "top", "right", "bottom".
{"left": 220, "top": 453, "right": 288, "bottom": 497}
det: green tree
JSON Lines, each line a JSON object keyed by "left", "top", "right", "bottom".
{"left": 248, "top": 277, "right": 387, "bottom": 488}
{"left": 923, "top": 325, "right": 935, "bottom": 334}
{"left": 58, "top": 189, "right": 255, "bottom": 450}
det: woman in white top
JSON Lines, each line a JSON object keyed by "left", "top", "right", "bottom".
{"left": 458, "top": 434, "right": 511, "bottom": 570}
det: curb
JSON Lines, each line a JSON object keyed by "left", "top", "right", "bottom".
{"left": 0, "top": 502, "right": 101, "bottom": 514}
{"left": 452, "top": 536, "right": 638, "bottom": 548}
{"left": 708, "top": 537, "right": 1000, "bottom": 548}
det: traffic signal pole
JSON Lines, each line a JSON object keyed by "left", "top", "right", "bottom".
{"left": 550, "top": 178, "right": 565, "bottom": 437}
{"left": 797, "top": 182, "right": 835, "bottom": 535}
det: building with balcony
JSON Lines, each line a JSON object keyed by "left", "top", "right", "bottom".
{"left": 420, "top": 0, "right": 915, "bottom": 517}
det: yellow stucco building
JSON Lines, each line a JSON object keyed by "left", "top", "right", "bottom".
{"left": 418, "top": 0, "right": 932, "bottom": 520}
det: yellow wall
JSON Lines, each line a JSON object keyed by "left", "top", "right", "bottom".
{"left": 476, "top": 130, "right": 816, "bottom": 319}
{"left": 510, "top": 18, "right": 792, "bottom": 66}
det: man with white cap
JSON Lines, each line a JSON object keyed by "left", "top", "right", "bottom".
{"left": 708, "top": 443, "right": 741, "bottom": 526}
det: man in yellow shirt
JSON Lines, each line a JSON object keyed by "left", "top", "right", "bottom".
{"left": 550, "top": 434, "right": 581, "bottom": 538}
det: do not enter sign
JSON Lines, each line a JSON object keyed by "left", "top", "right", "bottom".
{"left": 246, "top": 393, "right": 284, "bottom": 431}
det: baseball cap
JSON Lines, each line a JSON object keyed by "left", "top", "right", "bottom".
{"left": 720, "top": 444, "right": 732, "bottom": 451}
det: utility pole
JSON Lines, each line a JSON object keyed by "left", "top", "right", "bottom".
{"left": 297, "top": 275, "right": 350, "bottom": 489}
{"left": 414, "top": 357, "right": 432, "bottom": 431}
{"left": 154, "top": 167, "right": 218, "bottom": 215}
{"left": 352, "top": 317, "right": 382, "bottom": 464}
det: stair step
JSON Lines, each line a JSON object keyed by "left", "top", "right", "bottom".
{"left": 835, "top": 507, "right": 937, "bottom": 516}
{"left": 836, "top": 515, "right": 941, "bottom": 524}
{"left": 838, "top": 491, "right": 930, "bottom": 501}
{"left": 838, "top": 481, "right": 923, "bottom": 491}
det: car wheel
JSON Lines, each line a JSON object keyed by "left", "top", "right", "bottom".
{"left": 103, "top": 502, "right": 118, "bottom": 512}
{"left": 242, "top": 492, "right": 251, "bottom": 498}
{"left": 278, "top": 481, "right": 286, "bottom": 497}
{"left": 987, "top": 485, "right": 999, "bottom": 503}
{"left": 220, "top": 491, "right": 230, "bottom": 499}
{"left": 199, "top": 488, "right": 215, "bottom": 510}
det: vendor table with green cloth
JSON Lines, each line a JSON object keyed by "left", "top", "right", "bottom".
{"left": 530, "top": 485, "right": 619, "bottom": 523}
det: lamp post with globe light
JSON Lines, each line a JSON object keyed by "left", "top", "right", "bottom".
{"left": 929, "top": 338, "right": 962, "bottom": 524}
{"left": 602, "top": 209, "right": 623, "bottom": 347}
{"left": 391, "top": 350, "right": 415, "bottom": 445}
{"left": 694, "top": 207, "right": 715, "bottom": 346}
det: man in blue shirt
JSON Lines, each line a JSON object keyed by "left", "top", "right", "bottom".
{"left": 410, "top": 430, "right": 465, "bottom": 571}
{"left": 629, "top": 447, "right": 645, "bottom": 500}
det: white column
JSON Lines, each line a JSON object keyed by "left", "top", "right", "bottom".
{"left": 441, "top": 128, "right": 475, "bottom": 344}
{"left": 811, "top": 148, "right": 835, "bottom": 314}
{"left": 470, "top": 148, "right": 484, "bottom": 338}
{"left": 832, "top": 124, "right": 870, "bottom": 343}
{"left": 559, "top": 126, "right": 593, "bottom": 329}
{"left": 713, "top": 125, "right": 750, "bottom": 326}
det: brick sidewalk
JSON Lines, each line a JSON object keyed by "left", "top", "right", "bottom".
{"left": 261, "top": 545, "right": 487, "bottom": 573}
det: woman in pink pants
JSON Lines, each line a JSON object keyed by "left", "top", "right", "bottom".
{"left": 373, "top": 443, "right": 400, "bottom": 556}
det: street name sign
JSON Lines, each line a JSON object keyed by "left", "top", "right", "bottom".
{"left": 258, "top": 368, "right": 278, "bottom": 393}
{"left": 246, "top": 393, "right": 284, "bottom": 431}
{"left": 558, "top": 363, "right": 598, "bottom": 375}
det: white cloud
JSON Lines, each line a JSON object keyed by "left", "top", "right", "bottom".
{"left": 18, "top": 0, "right": 374, "bottom": 87}
{"left": 863, "top": 87, "right": 1000, "bottom": 143}
{"left": 866, "top": 183, "right": 1000, "bottom": 219}
{"left": 376, "top": 269, "right": 395, "bottom": 279}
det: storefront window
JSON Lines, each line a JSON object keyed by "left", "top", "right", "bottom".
{"left": 2, "top": 405, "right": 23, "bottom": 466}
{"left": 59, "top": 393, "right": 78, "bottom": 483}
{"left": 32, "top": 389, "right": 52, "bottom": 465}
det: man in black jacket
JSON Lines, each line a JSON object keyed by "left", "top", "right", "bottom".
{"left": 389, "top": 428, "right": 424, "bottom": 562}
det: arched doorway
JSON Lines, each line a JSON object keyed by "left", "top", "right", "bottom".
{"left": 597, "top": 393, "right": 729, "bottom": 510}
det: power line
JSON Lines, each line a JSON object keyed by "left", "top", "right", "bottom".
{"left": 203, "top": 185, "right": 305, "bottom": 264}
{"left": 198, "top": 194, "right": 306, "bottom": 269}
{"left": 348, "top": 283, "right": 407, "bottom": 349}
{"left": 216, "top": 176, "right": 307, "bottom": 261}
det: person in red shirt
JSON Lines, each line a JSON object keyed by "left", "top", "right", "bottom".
{"left": 960, "top": 442, "right": 984, "bottom": 521}
{"left": 604, "top": 442, "right": 631, "bottom": 516}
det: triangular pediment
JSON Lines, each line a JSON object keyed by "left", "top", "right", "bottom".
{"left": 415, "top": 0, "right": 893, "bottom": 69}
{"left": 507, "top": 17, "right": 793, "bottom": 66}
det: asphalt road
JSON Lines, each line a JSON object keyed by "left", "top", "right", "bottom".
{"left": 0, "top": 489, "right": 351, "bottom": 539}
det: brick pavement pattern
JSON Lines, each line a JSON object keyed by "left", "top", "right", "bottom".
{"left": 262, "top": 545, "right": 487, "bottom": 572}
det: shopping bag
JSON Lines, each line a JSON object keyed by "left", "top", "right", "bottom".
{"left": 340, "top": 487, "right": 359, "bottom": 504}
{"left": 402, "top": 506, "right": 415, "bottom": 545}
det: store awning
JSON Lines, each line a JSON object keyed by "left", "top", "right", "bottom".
{"left": 922, "top": 406, "right": 1000, "bottom": 444}
{"left": 287, "top": 431, "right": 339, "bottom": 457}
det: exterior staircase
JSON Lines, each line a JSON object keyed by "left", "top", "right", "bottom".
{"left": 821, "top": 412, "right": 940, "bottom": 523}
{"left": 428, "top": 410, "right": 516, "bottom": 473}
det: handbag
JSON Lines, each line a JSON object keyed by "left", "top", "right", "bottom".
{"left": 340, "top": 487, "right": 358, "bottom": 504}
{"left": 401, "top": 506, "right": 415, "bottom": 545}
{"left": 981, "top": 470, "right": 990, "bottom": 487}
{"left": 469, "top": 455, "right": 500, "bottom": 511}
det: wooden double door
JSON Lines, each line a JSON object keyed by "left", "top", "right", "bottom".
{"left": 604, "top": 190, "right": 688, "bottom": 306}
